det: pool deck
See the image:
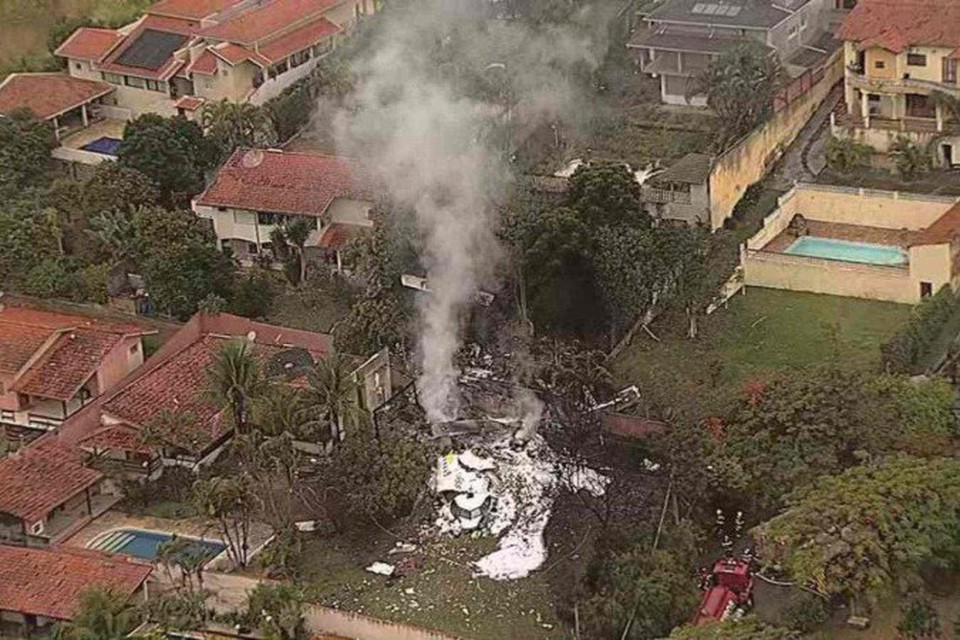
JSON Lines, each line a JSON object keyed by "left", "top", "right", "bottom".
{"left": 763, "top": 220, "right": 920, "bottom": 253}
{"left": 59, "top": 118, "right": 126, "bottom": 151}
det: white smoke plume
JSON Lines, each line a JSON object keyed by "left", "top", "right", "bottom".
{"left": 333, "top": 0, "right": 611, "bottom": 423}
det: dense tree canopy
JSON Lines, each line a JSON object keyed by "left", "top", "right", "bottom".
{"left": 133, "top": 207, "right": 237, "bottom": 318}
{"left": 668, "top": 617, "right": 797, "bottom": 639}
{"left": 0, "top": 109, "right": 56, "bottom": 197}
{"left": 757, "top": 456, "right": 960, "bottom": 599}
{"left": 118, "top": 114, "right": 216, "bottom": 205}
{"left": 694, "top": 42, "right": 784, "bottom": 149}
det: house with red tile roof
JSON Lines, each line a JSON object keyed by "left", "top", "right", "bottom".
{"left": 832, "top": 0, "right": 960, "bottom": 164}
{"left": 54, "top": 0, "right": 375, "bottom": 120}
{"left": 0, "top": 544, "right": 152, "bottom": 634}
{"left": 0, "top": 299, "right": 155, "bottom": 443}
{"left": 70, "top": 312, "right": 390, "bottom": 477}
{"left": 193, "top": 148, "right": 376, "bottom": 269}
{"left": 0, "top": 437, "right": 112, "bottom": 546}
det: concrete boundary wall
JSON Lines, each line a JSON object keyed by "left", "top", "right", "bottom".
{"left": 708, "top": 50, "right": 844, "bottom": 229}
{"left": 307, "top": 605, "right": 464, "bottom": 640}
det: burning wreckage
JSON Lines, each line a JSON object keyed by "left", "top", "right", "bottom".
{"left": 422, "top": 369, "right": 609, "bottom": 581}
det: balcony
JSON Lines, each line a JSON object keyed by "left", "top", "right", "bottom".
{"left": 847, "top": 68, "right": 960, "bottom": 98}
{"left": 834, "top": 109, "right": 960, "bottom": 136}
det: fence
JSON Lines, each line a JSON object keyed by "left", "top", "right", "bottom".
{"left": 307, "top": 605, "right": 464, "bottom": 640}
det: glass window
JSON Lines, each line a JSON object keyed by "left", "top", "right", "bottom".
{"left": 258, "top": 212, "right": 284, "bottom": 225}
{"left": 144, "top": 79, "right": 167, "bottom": 92}
{"left": 125, "top": 75, "right": 146, "bottom": 88}
{"left": 875, "top": 60, "right": 886, "bottom": 69}
{"left": 907, "top": 53, "right": 927, "bottom": 67}
{"left": 102, "top": 72, "right": 123, "bottom": 85}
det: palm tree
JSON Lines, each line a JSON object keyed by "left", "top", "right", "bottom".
{"left": 305, "top": 354, "right": 364, "bottom": 442}
{"left": 191, "top": 476, "right": 253, "bottom": 568}
{"left": 200, "top": 100, "right": 277, "bottom": 158}
{"left": 251, "top": 385, "right": 311, "bottom": 438}
{"left": 55, "top": 588, "right": 138, "bottom": 640}
{"left": 207, "top": 340, "right": 267, "bottom": 434}
{"left": 87, "top": 208, "right": 137, "bottom": 262}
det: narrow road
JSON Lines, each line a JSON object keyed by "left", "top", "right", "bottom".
{"left": 771, "top": 84, "right": 842, "bottom": 189}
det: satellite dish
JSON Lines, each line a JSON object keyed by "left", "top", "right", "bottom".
{"left": 241, "top": 149, "right": 264, "bottom": 168}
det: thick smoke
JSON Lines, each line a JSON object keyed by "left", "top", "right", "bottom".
{"left": 334, "top": 0, "right": 610, "bottom": 423}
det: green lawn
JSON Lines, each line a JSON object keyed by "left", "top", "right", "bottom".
{"left": 298, "top": 535, "right": 563, "bottom": 640}
{"left": 612, "top": 288, "right": 912, "bottom": 418}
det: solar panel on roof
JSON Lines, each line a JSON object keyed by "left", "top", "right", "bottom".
{"left": 726, "top": 5, "right": 742, "bottom": 16}
{"left": 114, "top": 29, "right": 188, "bottom": 71}
{"left": 692, "top": 3, "right": 707, "bottom": 13}
{"left": 702, "top": 4, "right": 719, "bottom": 14}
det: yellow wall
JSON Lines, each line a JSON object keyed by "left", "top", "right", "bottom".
{"left": 195, "top": 60, "right": 260, "bottom": 102}
{"left": 792, "top": 185, "right": 953, "bottom": 229}
{"left": 910, "top": 243, "right": 952, "bottom": 293}
{"left": 744, "top": 251, "right": 916, "bottom": 303}
{"left": 865, "top": 48, "right": 897, "bottom": 80}
{"left": 708, "top": 50, "right": 844, "bottom": 228}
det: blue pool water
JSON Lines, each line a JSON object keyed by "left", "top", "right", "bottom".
{"left": 80, "top": 136, "right": 122, "bottom": 156}
{"left": 89, "top": 528, "right": 225, "bottom": 562}
{"left": 785, "top": 236, "right": 907, "bottom": 266}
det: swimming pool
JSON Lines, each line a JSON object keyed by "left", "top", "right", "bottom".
{"left": 88, "top": 528, "right": 226, "bottom": 563}
{"left": 784, "top": 236, "right": 907, "bottom": 266}
{"left": 80, "top": 136, "right": 122, "bottom": 156}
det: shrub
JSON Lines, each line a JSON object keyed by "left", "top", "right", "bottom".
{"left": 825, "top": 136, "right": 873, "bottom": 174}
{"left": 881, "top": 286, "right": 957, "bottom": 373}
{"left": 891, "top": 137, "right": 932, "bottom": 181}
{"left": 898, "top": 595, "right": 941, "bottom": 640}
{"left": 781, "top": 593, "right": 827, "bottom": 633}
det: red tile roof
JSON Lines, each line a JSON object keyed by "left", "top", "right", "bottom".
{"left": 100, "top": 314, "right": 332, "bottom": 454}
{"left": 0, "top": 438, "right": 102, "bottom": 523}
{"left": 186, "top": 49, "right": 219, "bottom": 75}
{"left": 210, "top": 42, "right": 268, "bottom": 66}
{"left": 318, "top": 222, "right": 364, "bottom": 250}
{"left": 258, "top": 16, "right": 341, "bottom": 64}
{"left": 200, "top": 0, "right": 339, "bottom": 44}
{"left": 911, "top": 202, "right": 960, "bottom": 246}
{"left": 54, "top": 27, "right": 123, "bottom": 62}
{"left": 0, "top": 73, "right": 113, "bottom": 120}
{"left": 836, "top": 0, "right": 960, "bottom": 52}
{"left": 148, "top": 0, "right": 245, "bottom": 20}
{"left": 174, "top": 95, "right": 206, "bottom": 111}
{"left": 0, "top": 544, "right": 151, "bottom": 621}
{"left": 97, "top": 16, "right": 195, "bottom": 80}
{"left": 195, "top": 148, "right": 373, "bottom": 217}
{"left": 80, "top": 424, "right": 154, "bottom": 455}
{"left": 12, "top": 330, "right": 125, "bottom": 401}
{"left": 0, "top": 305, "right": 143, "bottom": 377}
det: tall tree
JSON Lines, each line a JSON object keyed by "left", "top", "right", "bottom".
{"left": 207, "top": 339, "right": 267, "bottom": 434}
{"left": 55, "top": 588, "right": 138, "bottom": 640}
{"left": 694, "top": 42, "right": 785, "bottom": 149}
{"left": 191, "top": 476, "right": 255, "bottom": 568}
{"left": 0, "top": 109, "right": 56, "bottom": 197}
{"left": 201, "top": 100, "right": 277, "bottom": 160}
{"left": 306, "top": 353, "right": 363, "bottom": 442}
{"left": 118, "top": 114, "right": 215, "bottom": 205}
{"left": 757, "top": 456, "right": 960, "bottom": 602}
{"left": 82, "top": 163, "right": 159, "bottom": 216}
{"left": 133, "top": 206, "right": 236, "bottom": 318}
{"left": 567, "top": 162, "right": 650, "bottom": 228}
{"left": 243, "top": 583, "right": 307, "bottom": 640}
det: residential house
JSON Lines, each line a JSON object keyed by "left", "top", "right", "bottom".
{"left": 832, "top": 0, "right": 960, "bottom": 166}
{"left": 0, "top": 438, "right": 115, "bottom": 546}
{"left": 73, "top": 312, "right": 392, "bottom": 478}
{"left": 0, "top": 301, "right": 155, "bottom": 442}
{"left": 0, "top": 0, "right": 373, "bottom": 170}
{"left": 742, "top": 182, "right": 960, "bottom": 304}
{"left": 56, "top": 0, "right": 373, "bottom": 116}
{"left": 629, "top": 0, "right": 841, "bottom": 106}
{"left": 642, "top": 152, "right": 713, "bottom": 224}
{"left": 193, "top": 147, "right": 375, "bottom": 269}
{"left": 0, "top": 544, "right": 152, "bottom": 635}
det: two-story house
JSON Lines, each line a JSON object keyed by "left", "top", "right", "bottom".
{"left": 0, "top": 301, "right": 154, "bottom": 442}
{"left": 193, "top": 147, "right": 375, "bottom": 270}
{"left": 832, "top": 0, "right": 960, "bottom": 166}
{"left": 629, "top": 0, "right": 840, "bottom": 105}
{"left": 0, "top": 0, "right": 374, "bottom": 169}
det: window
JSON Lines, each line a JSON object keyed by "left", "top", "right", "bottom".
{"left": 291, "top": 48, "right": 311, "bottom": 68}
{"left": 788, "top": 25, "right": 798, "bottom": 39}
{"left": 944, "top": 58, "right": 958, "bottom": 83}
{"left": 125, "top": 75, "right": 146, "bottom": 88}
{"left": 312, "top": 40, "right": 333, "bottom": 58}
{"left": 30, "top": 521, "right": 44, "bottom": 535}
{"left": 74, "top": 62, "right": 82, "bottom": 70}
{"left": 102, "top": 72, "right": 123, "bottom": 85}
{"left": 907, "top": 53, "right": 927, "bottom": 67}
{"left": 217, "top": 206, "right": 227, "bottom": 212}
{"left": 248, "top": 242, "right": 259, "bottom": 254}
{"left": 875, "top": 60, "right": 886, "bottom": 70}
{"left": 257, "top": 211, "right": 285, "bottom": 225}
{"left": 921, "top": 281, "right": 934, "bottom": 297}
{"left": 129, "top": 343, "right": 140, "bottom": 356}
{"left": 145, "top": 79, "right": 166, "bottom": 92}
{"left": 220, "top": 239, "right": 231, "bottom": 251}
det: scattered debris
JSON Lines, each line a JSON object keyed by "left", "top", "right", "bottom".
{"left": 366, "top": 562, "right": 396, "bottom": 577}
{"left": 388, "top": 542, "right": 418, "bottom": 555}
{"left": 553, "top": 158, "right": 584, "bottom": 178}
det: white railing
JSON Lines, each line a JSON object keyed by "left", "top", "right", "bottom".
{"left": 248, "top": 55, "right": 323, "bottom": 106}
